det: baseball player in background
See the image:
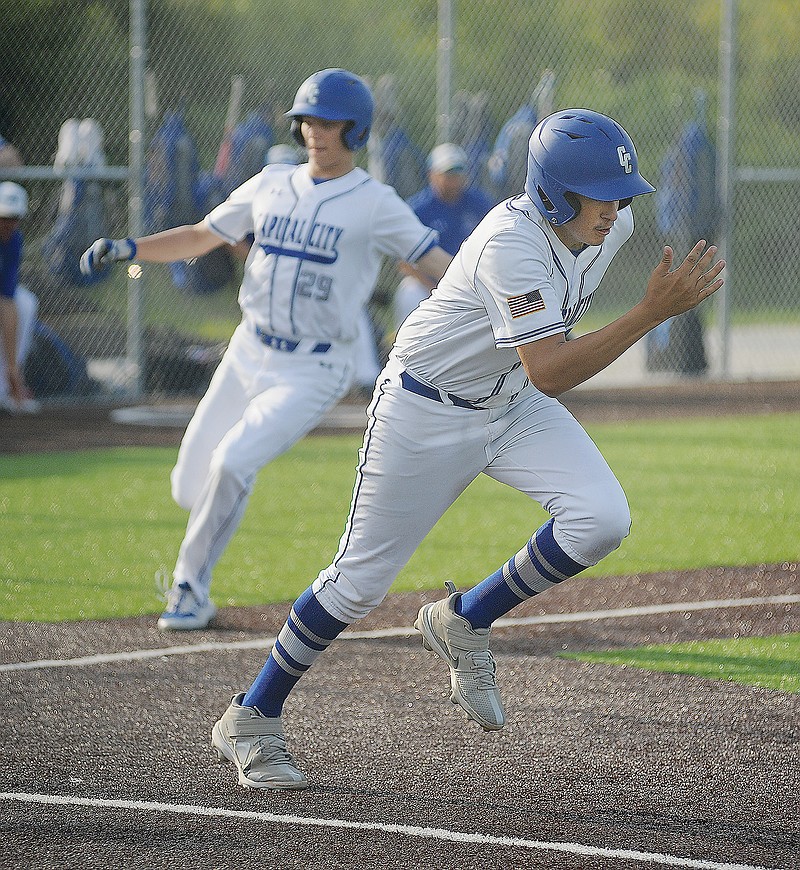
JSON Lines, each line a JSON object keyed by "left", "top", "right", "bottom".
{"left": 0, "top": 181, "right": 39, "bottom": 414}
{"left": 394, "top": 142, "right": 495, "bottom": 330}
{"left": 80, "top": 68, "right": 452, "bottom": 631}
{"left": 208, "top": 108, "right": 725, "bottom": 791}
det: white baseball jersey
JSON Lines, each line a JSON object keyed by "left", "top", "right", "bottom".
{"left": 393, "top": 193, "right": 634, "bottom": 406}
{"left": 205, "top": 163, "right": 438, "bottom": 343}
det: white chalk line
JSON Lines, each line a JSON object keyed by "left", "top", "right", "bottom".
{"left": 1, "top": 594, "right": 798, "bottom": 674}
{"left": 0, "top": 792, "right": 777, "bottom": 870}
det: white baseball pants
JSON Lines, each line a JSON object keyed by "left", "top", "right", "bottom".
{"left": 171, "top": 319, "right": 354, "bottom": 593}
{"left": 313, "top": 355, "right": 631, "bottom": 623}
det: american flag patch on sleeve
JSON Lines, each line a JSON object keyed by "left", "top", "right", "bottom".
{"left": 507, "top": 289, "right": 546, "bottom": 318}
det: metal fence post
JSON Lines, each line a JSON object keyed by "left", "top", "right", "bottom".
{"left": 437, "top": 0, "right": 453, "bottom": 143}
{"left": 128, "top": 0, "right": 146, "bottom": 399}
{"left": 716, "top": 0, "right": 737, "bottom": 379}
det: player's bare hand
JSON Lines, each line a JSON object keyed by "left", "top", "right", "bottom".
{"left": 644, "top": 240, "right": 725, "bottom": 320}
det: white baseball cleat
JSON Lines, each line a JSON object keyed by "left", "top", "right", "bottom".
{"left": 414, "top": 581, "right": 506, "bottom": 731}
{"left": 157, "top": 579, "right": 216, "bottom": 631}
{"left": 212, "top": 693, "right": 308, "bottom": 790}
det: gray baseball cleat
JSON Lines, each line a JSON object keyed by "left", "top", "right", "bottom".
{"left": 157, "top": 577, "right": 216, "bottom": 631}
{"left": 212, "top": 693, "right": 308, "bottom": 790}
{"left": 414, "top": 581, "right": 506, "bottom": 731}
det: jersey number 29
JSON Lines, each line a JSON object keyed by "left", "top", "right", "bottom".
{"left": 297, "top": 270, "right": 332, "bottom": 301}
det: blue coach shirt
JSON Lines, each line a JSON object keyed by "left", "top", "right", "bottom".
{"left": 0, "top": 229, "right": 22, "bottom": 298}
{"left": 407, "top": 186, "right": 495, "bottom": 257}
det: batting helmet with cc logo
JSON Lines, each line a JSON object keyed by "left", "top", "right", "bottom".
{"left": 525, "top": 109, "right": 654, "bottom": 225}
{"left": 286, "top": 69, "right": 373, "bottom": 152}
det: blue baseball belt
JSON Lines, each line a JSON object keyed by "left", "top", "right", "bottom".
{"left": 400, "top": 370, "right": 482, "bottom": 410}
{"left": 254, "top": 324, "right": 331, "bottom": 354}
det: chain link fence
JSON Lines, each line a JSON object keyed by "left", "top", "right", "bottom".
{"left": 0, "top": 0, "right": 797, "bottom": 403}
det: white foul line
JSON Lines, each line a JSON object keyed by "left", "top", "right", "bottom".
{"left": 0, "top": 792, "right": 778, "bottom": 870}
{"left": 1, "top": 594, "right": 798, "bottom": 674}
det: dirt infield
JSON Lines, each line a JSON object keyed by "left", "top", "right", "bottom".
{"left": 1, "top": 382, "right": 799, "bottom": 869}
{"left": 2, "top": 565, "right": 799, "bottom": 869}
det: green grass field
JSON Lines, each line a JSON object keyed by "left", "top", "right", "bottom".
{"left": 2, "top": 413, "right": 798, "bottom": 623}
{"left": 2, "top": 411, "right": 798, "bottom": 693}
{"left": 562, "top": 634, "right": 800, "bottom": 693}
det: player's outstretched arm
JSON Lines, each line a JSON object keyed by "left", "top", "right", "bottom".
{"left": 80, "top": 222, "right": 223, "bottom": 276}
{"left": 518, "top": 240, "right": 725, "bottom": 397}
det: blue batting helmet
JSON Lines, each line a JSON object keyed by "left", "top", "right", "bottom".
{"left": 286, "top": 69, "right": 373, "bottom": 151}
{"left": 525, "top": 109, "right": 655, "bottom": 225}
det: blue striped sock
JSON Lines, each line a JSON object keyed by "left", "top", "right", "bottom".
{"left": 457, "top": 519, "right": 588, "bottom": 629}
{"left": 243, "top": 586, "right": 349, "bottom": 717}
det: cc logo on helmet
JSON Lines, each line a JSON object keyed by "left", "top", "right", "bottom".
{"left": 617, "top": 145, "right": 632, "bottom": 174}
{"left": 300, "top": 82, "right": 320, "bottom": 105}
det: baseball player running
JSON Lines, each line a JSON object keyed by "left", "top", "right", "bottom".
{"left": 80, "top": 69, "right": 451, "bottom": 631}
{"left": 208, "top": 108, "right": 724, "bottom": 791}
